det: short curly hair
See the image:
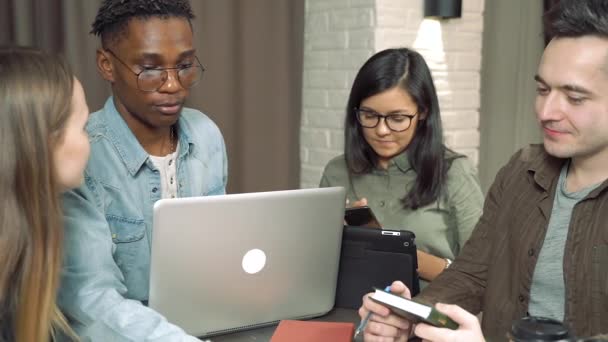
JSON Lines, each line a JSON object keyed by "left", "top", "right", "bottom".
{"left": 91, "top": 0, "right": 195, "bottom": 47}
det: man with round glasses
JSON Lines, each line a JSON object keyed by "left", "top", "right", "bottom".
{"left": 58, "top": 0, "right": 227, "bottom": 341}
{"left": 102, "top": 48, "right": 205, "bottom": 93}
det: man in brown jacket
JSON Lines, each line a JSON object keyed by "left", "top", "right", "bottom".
{"left": 358, "top": 0, "right": 608, "bottom": 341}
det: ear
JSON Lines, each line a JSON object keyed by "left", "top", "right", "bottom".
{"left": 96, "top": 48, "right": 115, "bottom": 82}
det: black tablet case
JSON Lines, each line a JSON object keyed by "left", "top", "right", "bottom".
{"left": 335, "top": 226, "right": 420, "bottom": 309}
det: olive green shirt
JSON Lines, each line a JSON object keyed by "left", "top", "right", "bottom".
{"left": 319, "top": 152, "right": 484, "bottom": 261}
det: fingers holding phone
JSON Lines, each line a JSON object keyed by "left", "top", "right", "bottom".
{"left": 348, "top": 197, "right": 368, "bottom": 208}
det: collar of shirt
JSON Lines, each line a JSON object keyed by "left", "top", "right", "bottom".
{"left": 100, "top": 97, "right": 196, "bottom": 176}
{"left": 526, "top": 146, "right": 608, "bottom": 199}
{"left": 525, "top": 146, "right": 563, "bottom": 192}
{"left": 392, "top": 150, "right": 413, "bottom": 173}
{"left": 369, "top": 150, "right": 412, "bottom": 175}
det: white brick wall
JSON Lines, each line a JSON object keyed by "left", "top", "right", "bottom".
{"left": 300, "top": 0, "right": 485, "bottom": 188}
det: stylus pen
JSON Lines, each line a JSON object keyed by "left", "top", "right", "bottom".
{"left": 353, "top": 285, "right": 391, "bottom": 339}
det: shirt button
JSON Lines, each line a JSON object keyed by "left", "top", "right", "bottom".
{"left": 152, "top": 187, "right": 158, "bottom": 193}
{"left": 528, "top": 248, "right": 535, "bottom": 256}
{"left": 169, "top": 159, "right": 173, "bottom": 166}
{"left": 170, "top": 177, "right": 174, "bottom": 184}
{"left": 379, "top": 200, "right": 386, "bottom": 207}
{"left": 518, "top": 295, "right": 526, "bottom": 303}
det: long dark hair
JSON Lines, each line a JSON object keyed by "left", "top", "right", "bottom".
{"left": 344, "top": 47, "right": 457, "bottom": 210}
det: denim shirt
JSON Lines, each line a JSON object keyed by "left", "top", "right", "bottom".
{"left": 58, "top": 97, "right": 228, "bottom": 341}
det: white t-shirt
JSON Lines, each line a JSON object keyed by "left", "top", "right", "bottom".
{"left": 149, "top": 144, "right": 179, "bottom": 199}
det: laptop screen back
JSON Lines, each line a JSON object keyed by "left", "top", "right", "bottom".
{"left": 149, "top": 187, "right": 346, "bottom": 337}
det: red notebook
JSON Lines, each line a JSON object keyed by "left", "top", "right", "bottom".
{"left": 270, "top": 320, "right": 355, "bottom": 342}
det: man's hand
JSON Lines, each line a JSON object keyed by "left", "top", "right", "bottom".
{"left": 359, "top": 281, "right": 413, "bottom": 341}
{"left": 414, "top": 303, "right": 484, "bottom": 342}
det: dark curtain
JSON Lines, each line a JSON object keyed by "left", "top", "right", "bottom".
{"left": 191, "top": 0, "right": 304, "bottom": 193}
{"left": 0, "top": 0, "right": 65, "bottom": 52}
{"left": 0, "top": 0, "right": 110, "bottom": 117}
{"left": 0, "top": 0, "right": 13, "bottom": 44}
{"left": 0, "top": 0, "right": 304, "bottom": 193}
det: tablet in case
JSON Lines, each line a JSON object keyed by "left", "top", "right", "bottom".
{"left": 335, "top": 225, "right": 420, "bottom": 309}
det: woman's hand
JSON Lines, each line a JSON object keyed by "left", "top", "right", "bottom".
{"left": 347, "top": 197, "right": 368, "bottom": 208}
{"left": 416, "top": 250, "right": 450, "bottom": 281}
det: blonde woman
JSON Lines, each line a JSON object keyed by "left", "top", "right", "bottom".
{"left": 0, "top": 46, "right": 90, "bottom": 342}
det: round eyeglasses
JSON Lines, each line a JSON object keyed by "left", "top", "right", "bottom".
{"left": 355, "top": 108, "right": 418, "bottom": 132}
{"left": 105, "top": 49, "right": 205, "bottom": 92}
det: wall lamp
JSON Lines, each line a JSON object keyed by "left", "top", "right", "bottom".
{"left": 424, "top": 0, "right": 462, "bottom": 19}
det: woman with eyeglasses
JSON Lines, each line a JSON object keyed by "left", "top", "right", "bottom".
{"left": 320, "top": 48, "right": 484, "bottom": 284}
{"left": 0, "top": 46, "right": 89, "bottom": 342}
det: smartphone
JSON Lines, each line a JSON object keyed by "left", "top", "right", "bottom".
{"left": 344, "top": 206, "right": 382, "bottom": 228}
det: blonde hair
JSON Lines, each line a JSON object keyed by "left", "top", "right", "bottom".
{"left": 0, "top": 46, "right": 77, "bottom": 342}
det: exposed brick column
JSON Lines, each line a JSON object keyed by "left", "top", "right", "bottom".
{"left": 300, "top": 0, "right": 485, "bottom": 188}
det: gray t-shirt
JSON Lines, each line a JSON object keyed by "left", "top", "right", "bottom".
{"left": 528, "top": 162, "right": 600, "bottom": 320}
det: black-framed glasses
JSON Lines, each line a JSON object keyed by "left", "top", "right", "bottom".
{"left": 355, "top": 108, "right": 418, "bottom": 132}
{"left": 105, "top": 49, "right": 205, "bottom": 92}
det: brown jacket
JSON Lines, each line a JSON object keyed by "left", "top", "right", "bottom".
{"left": 419, "top": 145, "right": 608, "bottom": 340}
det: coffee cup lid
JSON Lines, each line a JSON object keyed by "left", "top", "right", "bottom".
{"left": 509, "top": 316, "right": 572, "bottom": 341}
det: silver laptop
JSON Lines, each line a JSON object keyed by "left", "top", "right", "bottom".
{"left": 149, "top": 187, "right": 346, "bottom": 337}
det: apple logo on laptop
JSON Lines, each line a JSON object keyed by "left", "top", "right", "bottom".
{"left": 242, "top": 248, "right": 266, "bottom": 274}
